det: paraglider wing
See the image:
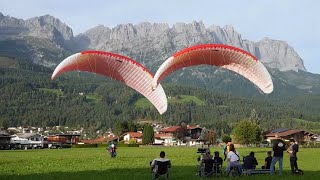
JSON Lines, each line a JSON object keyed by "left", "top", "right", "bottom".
{"left": 52, "top": 51, "right": 167, "bottom": 114}
{"left": 152, "top": 44, "right": 273, "bottom": 94}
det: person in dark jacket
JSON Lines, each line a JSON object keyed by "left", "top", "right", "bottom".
{"left": 243, "top": 151, "right": 258, "bottom": 169}
{"left": 213, "top": 151, "right": 223, "bottom": 173}
{"left": 270, "top": 137, "right": 287, "bottom": 175}
{"left": 262, "top": 151, "right": 273, "bottom": 169}
{"left": 287, "top": 139, "right": 299, "bottom": 174}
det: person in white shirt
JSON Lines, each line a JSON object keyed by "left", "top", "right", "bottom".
{"left": 150, "top": 151, "right": 171, "bottom": 172}
{"left": 226, "top": 144, "right": 242, "bottom": 174}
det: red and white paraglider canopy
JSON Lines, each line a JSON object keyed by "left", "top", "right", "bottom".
{"left": 152, "top": 44, "right": 273, "bottom": 94}
{"left": 52, "top": 51, "right": 168, "bottom": 114}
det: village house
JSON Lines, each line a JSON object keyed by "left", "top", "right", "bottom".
{"left": 264, "top": 128, "right": 317, "bottom": 143}
{"left": 157, "top": 126, "right": 184, "bottom": 146}
{"left": 123, "top": 132, "right": 143, "bottom": 144}
{"left": 154, "top": 125, "right": 216, "bottom": 146}
{"left": 185, "top": 125, "right": 202, "bottom": 146}
{"left": 10, "top": 133, "right": 45, "bottom": 148}
{"left": 154, "top": 133, "right": 173, "bottom": 145}
{"left": 47, "top": 134, "right": 80, "bottom": 148}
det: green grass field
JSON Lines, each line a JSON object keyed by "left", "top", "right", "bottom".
{"left": 0, "top": 147, "right": 319, "bottom": 180}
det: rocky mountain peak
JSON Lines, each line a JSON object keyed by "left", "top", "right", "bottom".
{"left": 257, "top": 37, "right": 306, "bottom": 71}
{"left": 0, "top": 12, "right": 308, "bottom": 73}
{"left": 75, "top": 21, "right": 306, "bottom": 72}
{"left": 25, "top": 14, "right": 73, "bottom": 41}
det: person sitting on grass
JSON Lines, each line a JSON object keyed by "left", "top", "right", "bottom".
{"left": 262, "top": 151, "right": 273, "bottom": 169}
{"left": 243, "top": 151, "right": 258, "bottom": 169}
{"left": 150, "top": 151, "right": 171, "bottom": 178}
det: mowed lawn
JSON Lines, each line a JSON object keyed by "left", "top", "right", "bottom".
{"left": 0, "top": 147, "right": 319, "bottom": 180}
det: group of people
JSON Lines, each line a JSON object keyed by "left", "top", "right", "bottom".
{"left": 110, "top": 137, "right": 300, "bottom": 177}
{"left": 222, "top": 137, "right": 300, "bottom": 175}
{"left": 198, "top": 149, "right": 223, "bottom": 175}
{"left": 270, "top": 137, "right": 300, "bottom": 175}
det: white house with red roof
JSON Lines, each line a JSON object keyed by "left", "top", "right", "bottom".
{"left": 154, "top": 133, "right": 175, "bottom": 145}
{"left": 123, "top": 132, "right": 143, "bottom": 144}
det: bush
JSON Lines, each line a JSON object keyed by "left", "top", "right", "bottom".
{"left": 97, "top": 144, "right": 109, "bottom": 148}
{"left": 62, "top": 144, "right": 72, "bottom": 148}
{"left": 116, "top": 144, "right": 139, "bottom": 147}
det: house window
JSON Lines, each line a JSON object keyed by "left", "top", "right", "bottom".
{"left": 36, "top": 138, "right": 39, "bottom": 141}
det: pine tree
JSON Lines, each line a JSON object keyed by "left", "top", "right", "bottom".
{"left": 142, "top": 124, "right": 154, "bottom": 144}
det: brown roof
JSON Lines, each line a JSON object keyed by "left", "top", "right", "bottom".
{"left": 187, "top": 125, "right": 201, "bottom": 130}
{"left": 154, "top": 133, "right": 173, "bottom": 139}
{"left": 160, "top": 126, "right": 182, "bottom": 132}
{"left": 265, "top": 129, "right": 303, "bottom": 137}
{"left": 126, "top": 132, "right": 142, "bottom": 138}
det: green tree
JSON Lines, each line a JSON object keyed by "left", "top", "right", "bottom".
{"left": 127, "top": 121, "right": 137, "bottom": 132}
{"left": 142, "top": 124, "right": 154, "bottom": 144}
{"left": 1, "top": 119, "right": 9, "bottom": 131}
{"left": 233, "top": 120, "right": 262, "bottom": 145}
{"left": 249, "top": 109, "right": 260, "bottom": 125}
{"left": 208, "top": 130, "right": 217, "bottom": 145}
{"left": 200, "top": 127, "right": 209, "bottom": 143}
{"left": 221, "top": 134, "right": 232, "bottom": 143}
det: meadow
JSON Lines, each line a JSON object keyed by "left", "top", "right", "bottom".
{"left": 0, "top": 146, "right": 319, "bottom": 180}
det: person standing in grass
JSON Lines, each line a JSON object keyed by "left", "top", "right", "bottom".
{"left": 107, "top": 142, "right": 117, "bottom": 158}
{"left": 226, "top": 144, "right": 241, "bottom": 174}
{"left": 223, "top": 142, "right": 231, "bottom": 161}
{"left": 270, "top": 137, "right": 286, "bottom": 175}
{"left": 287, "top": 139, "right": 299, "bottom": 174}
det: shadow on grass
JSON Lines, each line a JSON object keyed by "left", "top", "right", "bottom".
{"left": 1, "top": 166, "right": 319, "bottom": 180}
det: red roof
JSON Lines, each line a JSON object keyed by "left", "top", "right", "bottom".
{"left": 126, "top": 132, "right": 142, "bottom": 138}
{"left": 160, "top": 126, "right": 182, "bottom": 132}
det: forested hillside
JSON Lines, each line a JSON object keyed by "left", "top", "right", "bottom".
{"left": 1, "top": 56, "right": 320, "bottom": 136}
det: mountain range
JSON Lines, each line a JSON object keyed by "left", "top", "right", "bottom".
{"left": 0, "top": 12, "right": 319, "bottom": 95}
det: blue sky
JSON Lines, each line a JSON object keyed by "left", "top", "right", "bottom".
{"left": 0, "top": 0, "right": 319, "bottom": 74}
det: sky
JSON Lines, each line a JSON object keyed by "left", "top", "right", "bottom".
{"left": 0, "top": 0, "right": 319, "bottom": 74}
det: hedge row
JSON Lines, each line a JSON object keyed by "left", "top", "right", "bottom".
{"left": 71, "top": 144, "right": 98, "bottom": 148}
{"left": 116, "top": 144, "right": 140, "bottom": 147}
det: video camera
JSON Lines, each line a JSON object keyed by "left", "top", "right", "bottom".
{"left": 197, "top": 148, "right": 209, "bottom": 154}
